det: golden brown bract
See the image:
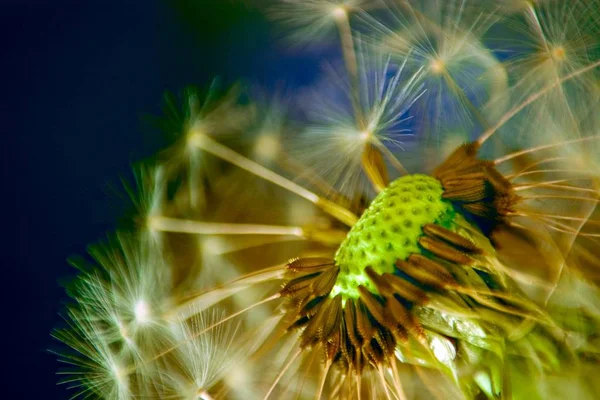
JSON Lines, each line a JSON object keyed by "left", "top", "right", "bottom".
{"left": 434, "top": 142, "right": 521, "bottom": 233}
{"left": 279, "top": 221, "right": 485, "bottom": 378}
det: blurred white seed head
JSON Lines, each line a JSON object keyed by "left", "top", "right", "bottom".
{"left": 54, "top": 307, "right": 134, "bottom": 399}
{"left": 270, "top": 0, "right": 383, "bottom": 44}
{"left": 54, "top": 232, "right": 178, "bottom": 398}
{"left": 158, "top": 83, "right": 255, "bottom": 210}
{"left": 491, "top": 0, "right": 600, "bottom": 147}
{"left": 363, "top": 0, "right": 509, "bottom": 147}
{"left": 243, "top": 93, "right": 289, "bottom": 166}
{"left": 290, "top": 43, "right": 425, "bottom": 196}
{"left": 158, "top": 308, "right": 246, "bottom": 399}
{"left": 125, "top": 165, "right": 169, "bottom": 247}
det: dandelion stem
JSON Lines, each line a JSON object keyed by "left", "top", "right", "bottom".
{"left": 390, "top": 362, "right": 408, "bottom": 400}
{"left": 315, "top": 359, "right": 332, "bottom": 400}
{"left": 542, "top": 220, "right": 600, "bottom": 238}
{"left": 355, "top": 374, "right": 362, "bottom": 400}
{"left": 264, "top": 349, "right": 302, "bottom": 400}
{"left": 510, "top": 212, "right": 600, "bottom": 225}
{"left": 197, "top": 294, "right": 280, "bottom": 335}
{"left": 334, "top": 9, "right": 363, "bottom": 126}
{"left": 292, "top": 348, "right": 317, "bottom": 400}
{"left": 278, "top": 156, "right": 340, "bottom": 198}
{"left": 188, "top": 132, "right": 358, "bottom": 226}
{"left": 151, "top": 216, "right": 348, "bottom": 245}
{"left": 508, "top": 168, "right": 594, "bottom": 180}
{"left": 178, "top": 292, "right": 281, "bottom": 326}
{"left": 477, "top": 59, "right": 600, "bottom": 146}
{"left": 412, "top": 364, "right": 445, "bottom": 400}
{"left": 377, "top": 365, "right": 394, "bottom": 400}
{"left": 334, "top": 8, "right": 397, "bottom": 192}
{"left": 512, "top": 157, "right": 567, "bottom": 176}
{"left": 441, "top": 68, "right": 490, "bottom": 131}
{"left": 177, "top": 265, "right": 286, "bottom": 310}
{"left": 545, "top": 217, "right": 595, "bottom": 304}
{"left": 496, "top": 135, "right": 600, "bottom": 165}
{"left": 127, "top": 294, "right": 283, "bottom": 376}
{"left": 149, "top": 216, "right": 305, "bottom": 236}
{"left": 375, "top": 140, "right": 409, "bottom": 175}
{"left": 523, "top": 195, "right": 599, "bottom": 203}
{"left": 515, "top": 181, "right": 598, "bottom": 194}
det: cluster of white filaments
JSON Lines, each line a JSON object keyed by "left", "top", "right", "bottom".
{"left": 54, "top": 1, "right": 600, "bottom": 399}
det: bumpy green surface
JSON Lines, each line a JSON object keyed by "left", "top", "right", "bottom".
{"left": 332, "top": 174, "right": 455, "bottom": 299}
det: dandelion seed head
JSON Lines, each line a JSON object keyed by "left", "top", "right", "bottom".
{"left": 53, "top": 231, "right": 178, "bottom": 398}
{"left": 290, "top": 45, "right": 425, "bottom": 196}
{"left": 270, "top": 0, "right": 381, "bottom": 44}
{"left": 120, "top": 165, "right": 170, "bottom": 250}
{"left": 362, "top": 0, "right": 510, "bottom": 144}
{"left": 159, "top": 308, "right": 246, "bottom": 399}
{"left": 490, "top": 0, "right": 600, "bottom": 146}
{"left": 53, "top": 307, "right": 135, "bottom": 399}
{"left": 156, "top": 83, "right": 255, "bottom": 210}
{"left": 54, "top": 1, "right": 600, "bottom": 398}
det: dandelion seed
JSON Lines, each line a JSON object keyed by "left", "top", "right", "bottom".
{"left": 53, "top": 308, "right": 134, "bottom": 399}
{"left": 172, "top": 61, "right": 599, "bottom": 396}
{"left": 290, "top": 44, "right": 425, "bottom": 197}
{"left": 53, "top": 232, "right": 177, "bottom": 397}
{"left": 489, "top": 0, "right": 600, "bottom": 148}
{"left": 269, "top": 0, "right": 383, "bottom": 45}
{"left": 154, "top": 83, "right": 255, "bottom": 210}
{"left": 156, "top": 309, "right": 246, "bottom": 400}
{"left": 362, "top": 0, "right": 510, "bottom": 148}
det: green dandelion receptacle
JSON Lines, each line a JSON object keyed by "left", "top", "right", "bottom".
{"left": 332, "top": 174, "right": 456, "bottom": 299}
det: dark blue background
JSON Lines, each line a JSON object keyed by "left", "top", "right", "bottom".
{"left": 3, "top": 1, "right": 324, "bottom": 398}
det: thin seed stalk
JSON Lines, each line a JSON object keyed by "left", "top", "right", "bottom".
{"left": 334, "top": 9, "right": 392, "bottom": 191}
{"left": 334, "top": 10, "right": 362, "bottom": 125}
{"left": 188, "top": 132, "right": 358, "bottom": 226}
